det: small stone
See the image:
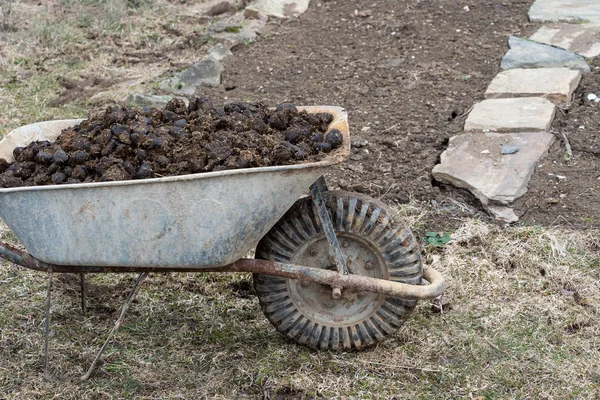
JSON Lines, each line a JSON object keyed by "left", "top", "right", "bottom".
{"left": 465, "top": 97, "right": 556, "bottom": 132}
{"left": 501, "top": 144, "right": 520, "bottom": 154}
{"left": 484, "top": 68, "right": 582, "bottom": 103}
{"left": 501, "top": 36, "right": 590, "bottom": 73}
{"left": 547, "top": 197, "right": 560, "bottom": 204}
{"left": 361, "top": 126, "right": 371, "bottom": 132}
{"left": 481, "top": 150, "right": 491, "bottom": 154}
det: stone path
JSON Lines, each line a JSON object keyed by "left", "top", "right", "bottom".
{"left": 433, "top": 0, "right": 600, "bottom": 223}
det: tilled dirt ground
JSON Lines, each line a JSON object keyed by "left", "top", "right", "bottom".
{"left": 198, "top": 0, "right": 599, "bottom": 229}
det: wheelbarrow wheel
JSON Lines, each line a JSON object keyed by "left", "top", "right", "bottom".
{"left": 254, "top": 190, "right": 422, "bottom": 351}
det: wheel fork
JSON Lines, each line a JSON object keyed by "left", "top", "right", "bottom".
{"left": 309, "top": 176, "right": 349, "bottom": 299}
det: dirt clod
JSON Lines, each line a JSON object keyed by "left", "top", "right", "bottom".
{"left": 0, "top": 98, "right": 338, "bottom": 188}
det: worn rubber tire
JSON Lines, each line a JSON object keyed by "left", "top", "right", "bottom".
{"left": 254, "top": 190, "right": 422, "bottom": 351}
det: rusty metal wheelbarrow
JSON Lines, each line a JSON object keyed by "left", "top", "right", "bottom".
{"left": 0, "top": 106, "right": 445, "bottom": 380}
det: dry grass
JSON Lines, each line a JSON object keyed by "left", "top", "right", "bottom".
{"left": 1, "top": 207, "right": 599, "bottom": 399}
{"left": 0, "top": 0, "right": 220, "bottom": 136}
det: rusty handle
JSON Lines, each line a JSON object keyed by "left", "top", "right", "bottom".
{"left": 0, "top": 241, "right": 445, "bottom": 300}
{"left": 226, "top": 259, "right": 446, "bottom": 301}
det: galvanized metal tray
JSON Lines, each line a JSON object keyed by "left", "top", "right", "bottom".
{"left": 0, "top": 106, "right": 350, "bottom": 268}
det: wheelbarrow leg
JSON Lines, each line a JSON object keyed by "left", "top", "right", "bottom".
{"left": 43, "top": 266, "right": 53, "bottom": 375}
{"left": 309, "top": 176, "right": 348, "bottom": 299}
{"left": 81, "top": 272, "right": 148, "bottom": 381}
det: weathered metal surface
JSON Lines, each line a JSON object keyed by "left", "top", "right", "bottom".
{"left": 0, "top": 107, "right": 349, "bottom": 268}
{"left": 284, "top": 231, "right": 390, "bottom": 325}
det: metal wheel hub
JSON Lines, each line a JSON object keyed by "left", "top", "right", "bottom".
{"left": 287, "top": 232, "right": 388, "bottom": 327}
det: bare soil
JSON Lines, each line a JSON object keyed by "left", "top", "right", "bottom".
{"left": 0, "top": 99, "right": 337, "bottom": 187}
{"left": 197, "top": 0, "right": 600, "bottom": 229}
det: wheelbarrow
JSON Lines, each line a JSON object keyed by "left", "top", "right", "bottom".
{"left": 0, "top": 106, "right": 445, "bottom": 380}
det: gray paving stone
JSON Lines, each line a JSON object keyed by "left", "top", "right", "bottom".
{"left": 502, "top": 36, "right": 590, "bottom": 72}
{"left": 465, "top": 98, "right": 556, "bottom": 132}
{"left": 484, "top": 68, "right": 582, "bottom": 103}
{"left": 245, "top": 0, "right": 310, "bottom": 19}
{"left": 530, "top": 22, "right": 600, "bottom": 58}
{"left": 432, "top": 132, "right": 555, "bottom": 221}
{"left": 529, "top": 0, "right": 600, "bottom": 23}
{"left": 158, "top": 57, "right": 224, "bottom": 95}
{"left": 207, "top": 16, "right": 266, "bottom": 46}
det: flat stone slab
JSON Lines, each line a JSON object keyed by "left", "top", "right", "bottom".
{"left": 501, "top": 36, "right": 590, "bottom": 72}
{"left": 529, "top": 23, "right": 600, "bottom": 58}
{"left": 207, "top": 43, "right": 233, "bottom": 61}
{"left": 208, "top": 14, "right": 267, "bottom": 46}
{"left": 432, "top": 131, "right": 555, "bottom": 216}
{"left": 245, "top": 0, "right": 310, "bottom": 19}
{"left": 484, "top": 68, "right": 582, "bottom": 103}
{"left": 159, "top": 57, "right": 224, "bottom": 95}
{"left": 529, "top": 0, "right": 600, "bottom": 22}
{"left": 465, "top": 98, "right": 556, "bottom": 132}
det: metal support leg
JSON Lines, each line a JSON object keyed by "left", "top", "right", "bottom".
{"left": 81, "top": 272, "right": 148, "bottom": 381}
{"left": 43, "top": 266, "right": 53, "bottom": 375}
{"left": 80, "top": 273, "right": 87, "bottom": 315}
{"left": 310, "top": 177, "right": 348, "bottom": 299}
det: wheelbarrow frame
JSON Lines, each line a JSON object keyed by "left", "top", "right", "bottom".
{"left": 0, "top": 108, "right": 445, "bottom": 379}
